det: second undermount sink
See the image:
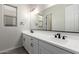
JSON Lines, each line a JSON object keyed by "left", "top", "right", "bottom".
{"left": 49, "top": 35, "right": 68, "bottom": 44}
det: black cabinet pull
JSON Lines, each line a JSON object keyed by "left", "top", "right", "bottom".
{"left": 31, "top": 39, "right": 33, "bottom": 40}
{"left": 31, "top": 43, "right": 33, "bottom": 47}
{"left": 23, "top": 38, "right": 25, "bottom": 41}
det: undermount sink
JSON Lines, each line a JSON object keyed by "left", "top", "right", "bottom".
{"left": 49, "top": 35, "right": 68, "bottom": 44}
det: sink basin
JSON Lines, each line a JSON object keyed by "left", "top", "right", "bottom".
{"left": 49, "top": 35, "right": 68, "bottom": 44}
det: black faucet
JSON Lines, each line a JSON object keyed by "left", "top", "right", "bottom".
{"left": 55, "top": 33, "right": 61, "bottom": 39}
{"left": 55, "top": 33, "right": 67, "bottom": 40}
{"left": 30, "top": 30, "right": 34, "bottom": 33}
{"left": 62, "top": 36, "right": 67, "bottom": 40}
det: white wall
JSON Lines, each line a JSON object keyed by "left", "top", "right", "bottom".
{"left": 0, "top": 4, "right": 30, "bottom": 52}
{"left": 17, "top": 5, "right": 30, "bottom": 31}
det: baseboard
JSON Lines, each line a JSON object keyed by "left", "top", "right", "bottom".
{"left": 0, "top": 45, "right": 23, "bottom": 54}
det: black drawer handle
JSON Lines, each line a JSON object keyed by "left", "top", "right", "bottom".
{"left": 31, "top": 43, "right": 33, "bottom": 47}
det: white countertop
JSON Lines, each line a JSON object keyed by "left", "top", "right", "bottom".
{"left": 22, "top": 30, "right": 79, "bottom": 54}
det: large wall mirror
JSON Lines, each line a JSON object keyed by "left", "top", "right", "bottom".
{"left": 30, "top": 4, "right": 79, "bottom": 33}
{"left": 3, "top": 4, "right": 17, "bottom": 26}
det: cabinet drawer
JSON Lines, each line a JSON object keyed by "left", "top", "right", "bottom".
{"left": 31, "top": 38, "right": 39, "bottom": 54}
{"left": 39, "top": 40, "right": 72, "bottom": 54}
{"left": 31, "top": 37, "right": 38, "bottom": 44}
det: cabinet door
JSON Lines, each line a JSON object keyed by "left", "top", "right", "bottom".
{"left": 39, "top": 40, "right": 72, "bottom": 54}
{"left": 39, "top": 46, "right": 52, "bottom": 54}
{"left": 23, "top": 34, "right": 32, "bottom": 54}
{"left": 31, "top": 38, "right": 39, "bottom": 54}
{"left": 23, "top": 35, "right": 39, "bottom": 54}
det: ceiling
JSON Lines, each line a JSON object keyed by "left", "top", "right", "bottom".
{"left": 11, "top": 4, "right": 55, "bottom": 12}
{"left": 25, "top": 4, "right": 55, "bottom": 12}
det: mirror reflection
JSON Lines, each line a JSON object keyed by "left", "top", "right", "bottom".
{"left": 30, "top": 4, "right": 79, "bottom": 32}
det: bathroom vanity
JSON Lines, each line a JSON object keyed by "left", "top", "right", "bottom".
{"left": 22, "top": 30, "right": 79, "bottom": 54}
{"left": 22, "top": 4, "right": 79, "bottom": 54}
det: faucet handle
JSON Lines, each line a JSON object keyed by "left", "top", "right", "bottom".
{"left": 62, "top": 36, "right": 67, "bottom": 40}
{"left": 55, "top": 35, "right": 57, "bottom": 38}
{"left": 57, "top": 33, "right": 60, "bottom": 35}
{"left": 57, "top": 33, "right": 61, "bottom": 39}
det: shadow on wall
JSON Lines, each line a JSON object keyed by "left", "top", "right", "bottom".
{"left": 15, "top": 33, "right": 24, "bottom": 47}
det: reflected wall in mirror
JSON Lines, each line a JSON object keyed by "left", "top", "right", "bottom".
{"left": 30, "top": 4, "right": 79, "bottom": 33}
{"left": 31, "top": 12, "right": 43, "bottom": 30}
{"left": 30, "top": 4, "right": 53, "bottom": 30}
{"left": 3, "top": 4, "right": 17, "bottom": 26}
{"left": 42, "top": 13, "right": 52, "bottom": 30}
{"left": 65, "top": 5, "right": 79, "bottom": 32}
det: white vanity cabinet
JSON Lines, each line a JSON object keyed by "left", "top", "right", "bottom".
{"left": 23, "top": 34, "right": 73, "bottom": 54}
{"left": 23, "top": 34, "right": 39, "bottom": 54}
{"left": 39, "top": 40, "right": 72, "bottom": 54}
{"left": 31, "top": 37, "right": 39, "bottom": 54}
{"left": 23, "top": 34, "right": 32, "bottom": 54}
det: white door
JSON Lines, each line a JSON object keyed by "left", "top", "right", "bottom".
{"left": 43, "top": 16, "right": 47, "bottom": 30}
{"left": 65, "top": 5, "right": 79, "bottom": 32}
{"left": 46, "top": 14, "right": 52, "bottom": 30}
{"left": 0, "top": 5, "right": 22, "bottom": 52}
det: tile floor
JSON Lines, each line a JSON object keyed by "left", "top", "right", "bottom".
{"left": 1, "top": 46, "right": 29, "bottom": 54}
